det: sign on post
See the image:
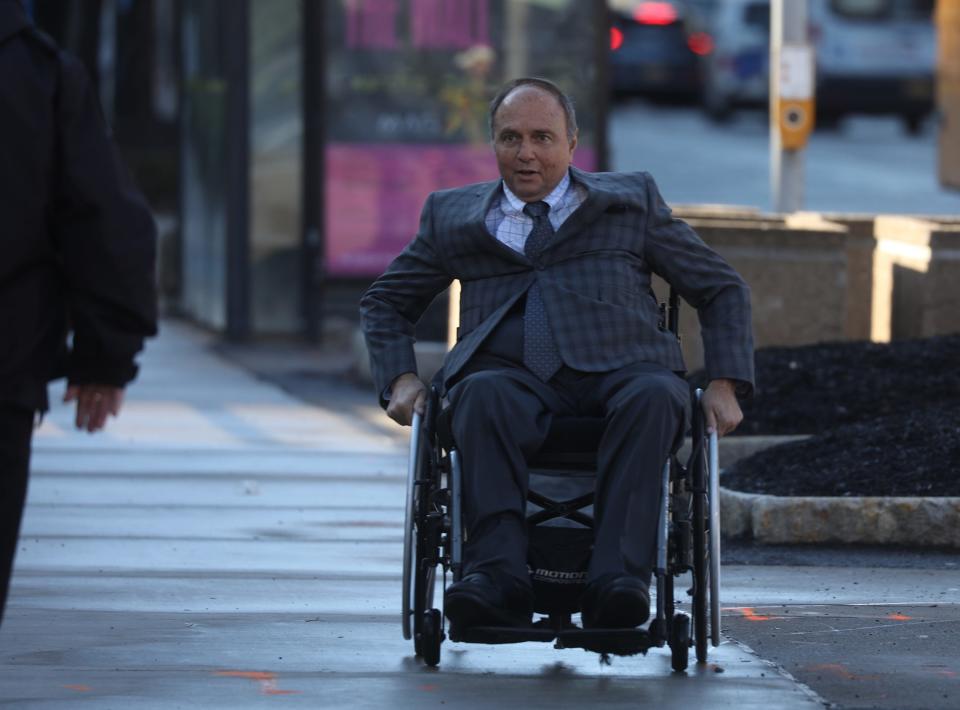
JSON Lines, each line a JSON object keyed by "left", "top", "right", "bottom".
{"left": 778, "top": 44, "right": 815, "bottom": 151}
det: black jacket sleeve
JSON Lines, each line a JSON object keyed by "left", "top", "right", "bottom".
{"left": 52, "top": 53, "right": 158, "bottom": 387}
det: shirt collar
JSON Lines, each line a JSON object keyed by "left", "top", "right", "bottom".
{"left": 500, "top": 170, "right": 572, "bottom": 217}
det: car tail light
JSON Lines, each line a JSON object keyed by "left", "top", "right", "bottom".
{"left": 610, "top": 26, "right": 624, "bottom": 51}
{"left": 687, "top": 32, "right": 714, "bottom": 56}
{"left": 633, "top": 2, "right": 678, "bottom": 26}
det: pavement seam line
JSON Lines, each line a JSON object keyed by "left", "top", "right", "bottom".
{"left": 724, "top": 635, "right": 834, "bottom": 709}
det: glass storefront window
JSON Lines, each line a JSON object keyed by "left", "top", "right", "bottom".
{"left": 323, "top": 0, "right": 603, "bottom": 277}
{"left": 250, "top": 0, "right": 303, "bottom": 334}
{"left": 181, "top": 0, "right": 229, "bottom": 329}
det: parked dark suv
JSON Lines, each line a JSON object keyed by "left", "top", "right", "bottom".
{"left": 609, "top": 0, "right": 708, "bottom": 99}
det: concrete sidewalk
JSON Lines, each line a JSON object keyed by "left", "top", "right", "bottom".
{"left": 3, "top": 319, "right": 957, "bottom": 709}
{"left": 0, "top": 318, "right": 835, "bottom": 709}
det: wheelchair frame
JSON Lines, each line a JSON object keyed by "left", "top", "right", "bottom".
{"left": 400, "top": 293, "right": 722, "bottom": 671}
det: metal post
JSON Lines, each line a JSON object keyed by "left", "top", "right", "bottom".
{"left": 301, "top": 0, "right": 325, "bottom": 342}
{"left": 504, "top": 0, "right": 529, "bottom": 79}
{"left": 224, "top": 0, "right": 251, "bottom": 341}
{"left": 770, "top": 0, "right": 809, "bottom": 213}
{"left": 594, "top": 0, "right": 611, "bottom": 172}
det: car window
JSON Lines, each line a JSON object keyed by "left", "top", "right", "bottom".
{"left": 743, "top": 3, "right": 770, "bottom": 29}
{"left": 828, "top": 0, "right": 934, "bottom": 20}
{"left": 830, "top": 0, "right": 888, "bottom": 17}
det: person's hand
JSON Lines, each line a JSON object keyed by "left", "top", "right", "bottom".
{"left": 700, "top": 378, "right": 743, "bottom": 438}
{"left": 386, "top": 372, "right": 427, "bottom": 426}
{"left": 64, "top": 384, "right": 125, "bottom": 433}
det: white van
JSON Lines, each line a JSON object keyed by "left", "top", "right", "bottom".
{"left": 810, "top": 0, "right": 936, "bottom": 133}
{"left": 690, "top": 0, "right": 935, "bottom": 132}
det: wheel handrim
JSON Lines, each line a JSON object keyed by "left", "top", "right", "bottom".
{"left": 401, "top": 412, "right": 422, "bottom": 640}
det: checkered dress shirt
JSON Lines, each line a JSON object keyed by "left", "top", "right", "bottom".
{"left": 484, "top": 172, "right": 587, "bottom": 251}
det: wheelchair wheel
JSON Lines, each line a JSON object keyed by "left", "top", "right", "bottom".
{"left": 404, "top": 399, "right": 439, "bottom": 641}
{"left": 692, "top": 476, "right": 709, "bottom": 665}
{"left": 401, "top": 412, "right": 424, "bottom": 641}
{"left": 413, "top": 566, "right": 436, "bottom": 657}
{"left": 420, "top": 609, "right": 443, "bottom": 667}
{"left": 405, "top": 397, "right": 444, "bottom": 665}
{"left": 707, "top": 431, "right": 722, "bottom": 648}
{"left": 670, "top": 612, "right": 690, "bottom": 673}
{"left": 691, "top": 429, "right": 722, "bottom": 662}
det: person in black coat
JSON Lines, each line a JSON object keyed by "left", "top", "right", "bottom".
{"left": 0, "top": 0, "right": 157, "bottom": 624}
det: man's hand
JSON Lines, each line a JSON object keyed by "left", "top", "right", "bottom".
{"left": 64, "top": 384, "right": 125, "bottom": 433}
{"left": 386, "top": 372, "right": 427, "bottom": 426}
{"left": 700, "top": 378, "right": 743, "bottom": 438}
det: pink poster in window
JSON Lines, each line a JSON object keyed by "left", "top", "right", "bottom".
{"left": 324, "top": 0, "right": 602, "bottom": 276}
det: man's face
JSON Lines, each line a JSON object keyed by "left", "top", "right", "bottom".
{"left": 492, "top": 87, "right": 577, "bottom": 203}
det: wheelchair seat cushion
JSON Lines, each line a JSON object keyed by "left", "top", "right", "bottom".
{"left": 539, "top": 417, "right": 605, "bottom": 454}
{"left": 437, "top": 407, "right": 605, "bottom": 456}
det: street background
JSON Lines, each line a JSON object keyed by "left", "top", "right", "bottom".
{"left": 3, "top": 0, "right": 960, "bottom": 707}
{"left": 610, "top": 101, "right": 960, "bottom": 215}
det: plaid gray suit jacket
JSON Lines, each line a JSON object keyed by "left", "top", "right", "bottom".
{"left": 360, "top": 167, "right": 754, "bottom": 404}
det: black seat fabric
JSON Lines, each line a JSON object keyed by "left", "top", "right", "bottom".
{"left": 437, "top": 405, "right": 605, "bottom": 459}
{"left": 539, "top": 417, "right": 605, "bottom": 454}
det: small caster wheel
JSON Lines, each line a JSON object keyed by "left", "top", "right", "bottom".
{"left": 413, "top": 626, "right": 423, "bottom": 658}
{"left": 421, "top": 608, "right": 443, "bottom": 667}
{"left": 670, "top": 613, "right": 690, "bottom": 673}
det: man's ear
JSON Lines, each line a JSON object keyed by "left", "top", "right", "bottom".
{"left": 569, "top": 133, "right": 578, "bottom": 153}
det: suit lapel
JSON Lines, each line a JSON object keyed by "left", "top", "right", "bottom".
{"left": 464, "top": 179, "right": 530, "bottom": 266}
{"left": 549, "top": 167, "right": 617, "bottom": 249}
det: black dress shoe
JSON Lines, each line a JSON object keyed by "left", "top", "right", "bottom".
{"left": 580, "top": 574, "right": 650, "bottom": 629}
{"left": 444, "top": 571, "right": 534, "bottom": 630}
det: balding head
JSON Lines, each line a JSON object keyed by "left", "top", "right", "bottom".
{"left": 489, "top": 77, "right": 578, "bottom": 144}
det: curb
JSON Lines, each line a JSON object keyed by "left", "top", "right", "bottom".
{"left": 721, "top": 487, "right": 960, "bottom": 548}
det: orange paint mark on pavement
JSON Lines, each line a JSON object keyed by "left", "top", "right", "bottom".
{"left": 217, "top": 671, "right": 275, "bottom": 681}
{"left": 805, "top": 663, "right": 876, "bottom": 681}
{"left": 63, "top": 685, "right": 93, "bottom": 692}
{"left": 739, "top": 607, "right": 773, "bottom": 622}
{"left": 806, "top": 663, "right": 858, "bottom": 680}
{"left": 886, "top": 613, "right": 913, "bottom": 621}
{"left": 215, "top": 670, "right": 300, "bottom": 696}
{"left": 420, "top": 684, "right": 438, "bottom": 691}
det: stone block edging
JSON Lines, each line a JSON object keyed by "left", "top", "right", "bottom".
{"left": 721, "top": 487, "right": 960, "bottom": 548}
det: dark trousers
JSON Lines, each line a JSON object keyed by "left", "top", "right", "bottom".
{"left": 447, "top": 359, "right": 689, "bottom": 589}
{"left": 0, "top": 404, "right": 33, "bottom": 625}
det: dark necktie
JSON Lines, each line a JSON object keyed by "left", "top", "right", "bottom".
{"left": 522, "top": 201, "right": 563, "bottom": 382}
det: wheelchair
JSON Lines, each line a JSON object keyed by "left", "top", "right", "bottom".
{"left": 400, "top": 293, "right": 721, "bottom": 672}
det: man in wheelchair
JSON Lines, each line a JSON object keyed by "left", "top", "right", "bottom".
{"left": 361, "top": 78, "right": 754, "bottom": 635}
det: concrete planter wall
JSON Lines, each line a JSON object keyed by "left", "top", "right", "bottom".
{"left": 656, "top": 215, "right": 851, "bottom": 372}
{"left": 872, "top": 216, "right": 960, "bottom": 341}
{"left": 722, "top": 487, "right": 960, "bottom": 548}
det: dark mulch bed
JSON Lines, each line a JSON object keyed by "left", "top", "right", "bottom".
{"left": 721, "top": 402, "right": 960, "bottom": 496}
{"left": 693, "top": 335, "right": 960, "bottom": 497}
{"left": 693, "top": 334, "right": 960, "bottom": 436}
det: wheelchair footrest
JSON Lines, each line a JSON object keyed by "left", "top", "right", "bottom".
{"left": 450, "top": 624, "right": 557, "bottom": 645}
{"left": 556, "top": 627, "right": 658, "bottom": 656}
{"left": 448, "top": 618, "right": 660, "bottom": 656}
